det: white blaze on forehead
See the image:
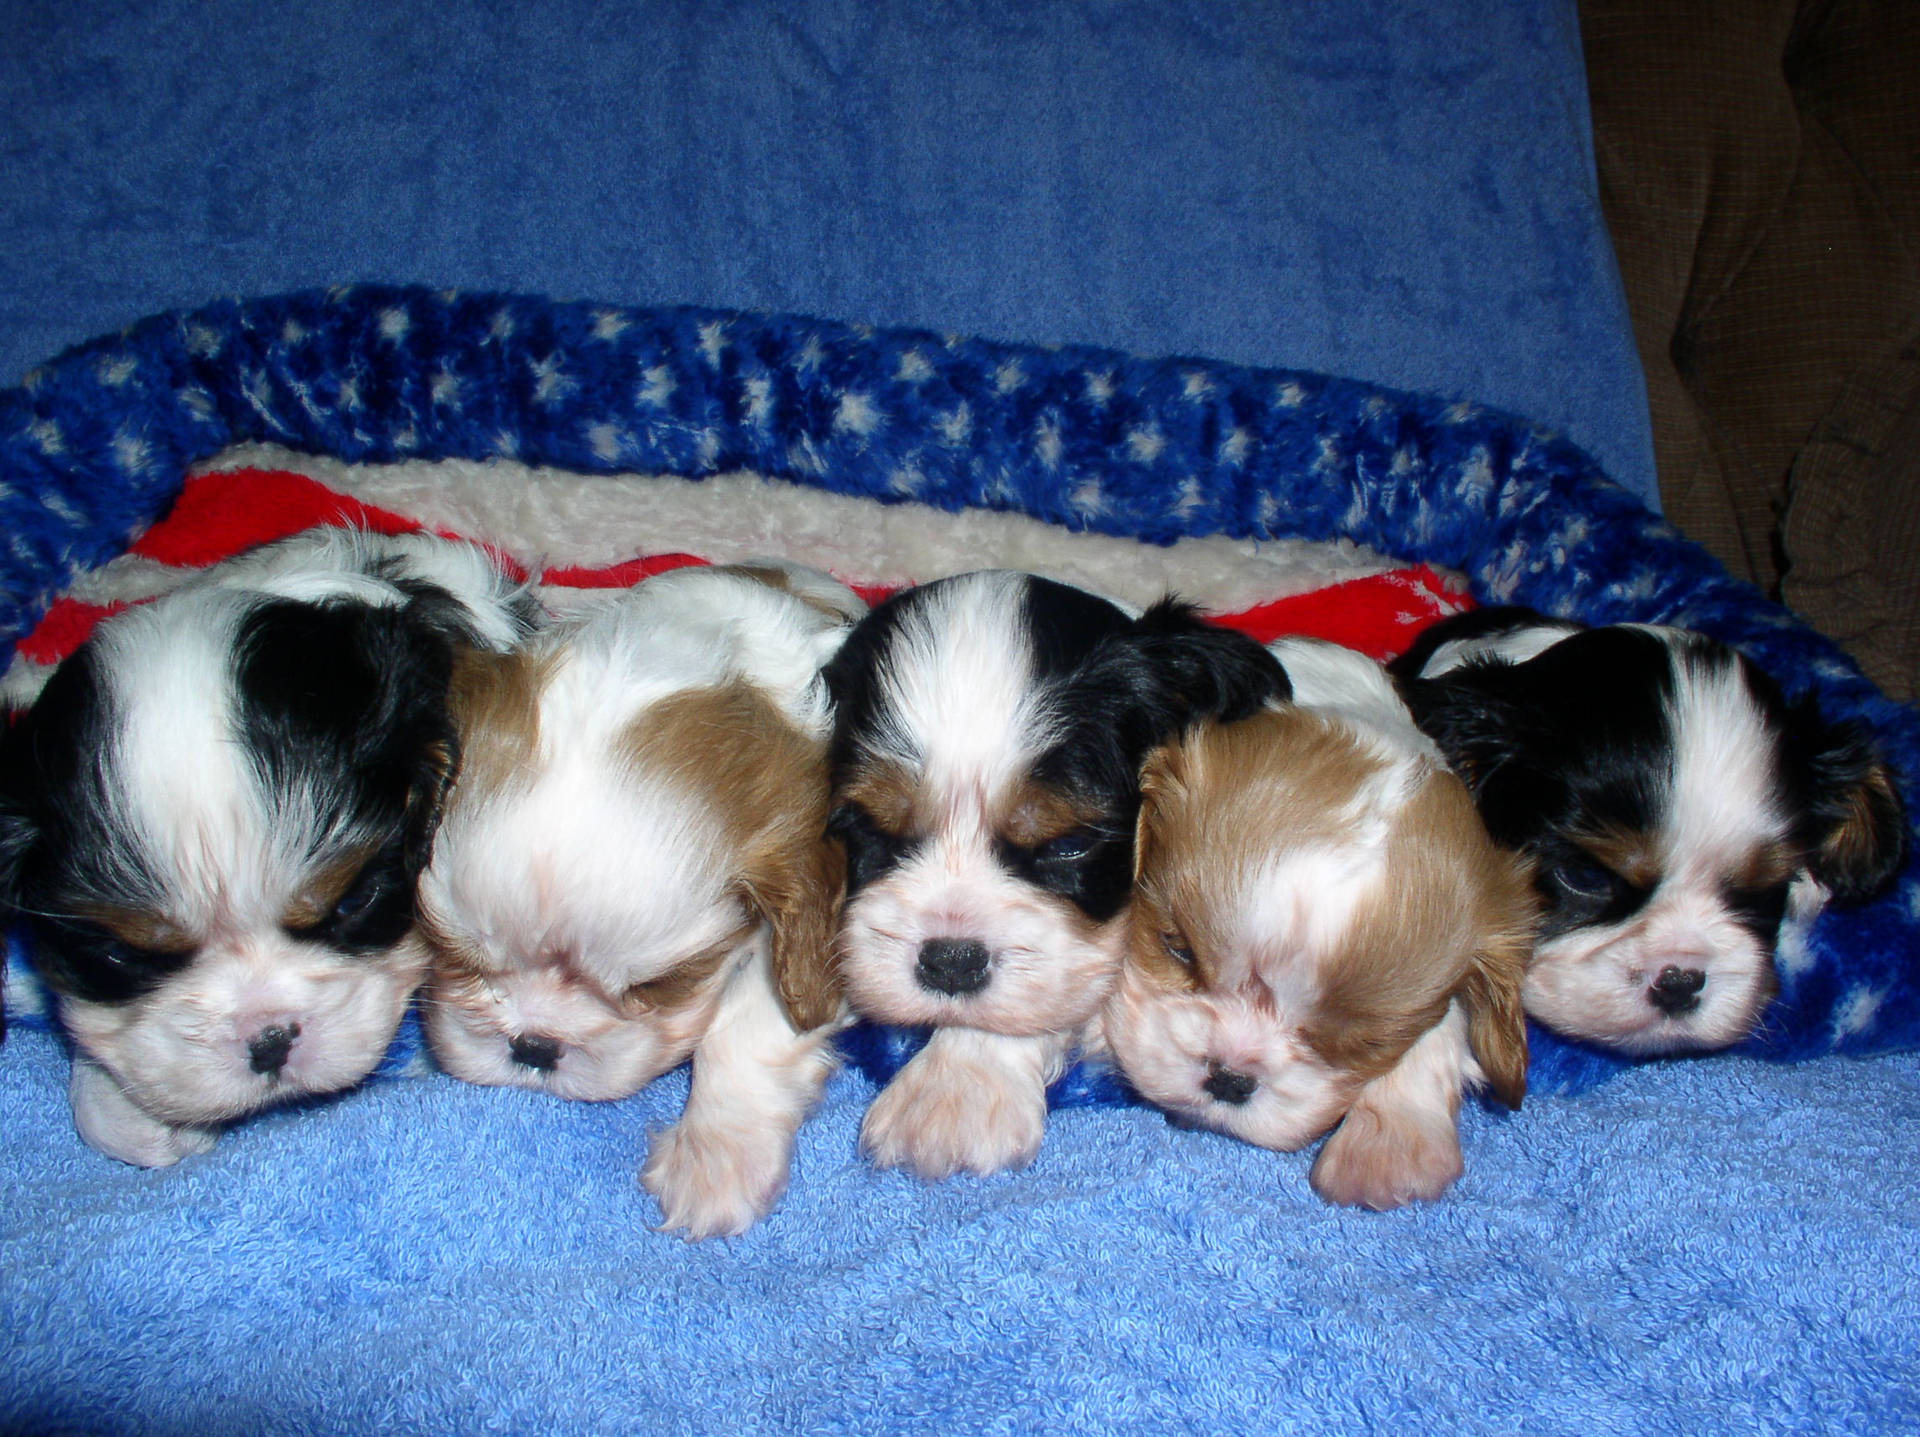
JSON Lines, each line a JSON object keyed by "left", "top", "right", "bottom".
{"left": 1220, "top": 839, "right": 1389, "bottom": 996}
{"left": 1664, "top": 648, "right": 1789, "bottom": 870}
{"left": 429, "top": 744, "right": 741, "bottom": 991}
{"left": 874, "top": 573, "right": 1049, "bottom": 802}
{"left": 98, "top": 595, "right": 280, "bottom": 920}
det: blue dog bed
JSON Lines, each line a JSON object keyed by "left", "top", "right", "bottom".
{"left": 3, "top": 289, "right": 1918, "bottom": 1434}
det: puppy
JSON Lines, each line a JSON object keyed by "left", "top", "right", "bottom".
{"left": 417, "top": 561, "right": 861, "bottom": 1238}
{"left": 1391, "top": 607, "right": 1908, "bottom": 1054}
{"left": 0, "top": 528, "right": 532, "bottom": 1166}
{"left": 1101, "top": 637, "right": 1534, "bottom": 1209}
{"left": 823, "top": 570, "right": 1288, "bottom": 1179}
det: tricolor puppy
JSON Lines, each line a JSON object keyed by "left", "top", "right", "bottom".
{"left": 418, "top": 561, "right": 861, "bottom": 1239}
{"left": 823, "top": 570, "right": 1287, "bottom": 1179}
{"left": 0, "top": 528, "right": 531, "bottom": 1166}
{"left": 1391, "top": 607, "right": 1908, "bottom": 1054}
{"left": 1101, "top": 637, "right": 1534, "bottom": 1209}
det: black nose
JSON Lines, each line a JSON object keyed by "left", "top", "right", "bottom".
{"left": 1202, "top": 1061, "right": 1258, "bottom": 1106}
{"left": 247, "top": 1022, "right": 300, "bottom": 1076}
{"left": 915, "top": 938, "right": 992, "bottom": 996}
{"left": 1648, "top": 966, "right": 1706, "bottom": 1015}
{"left": 509, "top": 1033, "right": 563, "bottom": 1071}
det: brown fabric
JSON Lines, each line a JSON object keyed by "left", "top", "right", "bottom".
{"left": 1579, "top": 0, "right": 1920, "bottom": 702}
{"left": 1781, "top": 323, "right": 1920, "bottom": 702}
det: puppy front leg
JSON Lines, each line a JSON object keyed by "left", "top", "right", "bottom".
{"left": 69, "top": 1053, "right": 219, "bottom": 1167}
{"left": 860, "top": 1026, "right": 1071, "bottom": 1180}
{"left": 1309, "top": 1001, "right": 1472, "bottom": 1210}
{"left": 641, "top": 935, "right": 841, "bottom": 1240}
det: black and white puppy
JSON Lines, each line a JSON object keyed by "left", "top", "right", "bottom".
{"left": 823, "top": 570, "right": 1288, "bottom": 1178}
{"left": 1391, "top": 607, "right": 1907, "bottom": 1054}
{"left": 0, "top": 529, "right": 532, "bottom": 1165}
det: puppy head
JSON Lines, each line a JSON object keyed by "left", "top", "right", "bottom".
{"left": 823, "top": 571, "right": 1286, "bottom": 1035}
{"left": 420, "top": 653, "right": 843, "bottom": 1100}
{"left": 1101, "top": 705, "right": 1534, "bottom": 1150}
{"left": 1402, "top": 621, "right": 1906, "bottom": 1054}
{"left": 0, "top": 581, "right": 468, "bottom": 1131}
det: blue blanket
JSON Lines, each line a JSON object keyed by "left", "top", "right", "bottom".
{"left": 3, "top": 3, "right": 1916, "bottom": 1429}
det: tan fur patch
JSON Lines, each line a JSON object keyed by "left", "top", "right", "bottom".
{"left": 836, "top": 758, "right": 920, "bottom": 835}
{"left": 1570, "top": 824, "right": 1663, "bottom": 892}
{"left": 280, "top": 844, "right": 382, "bottom": 932}
{"left": 80, "top": 905, "right": 198, "bottom": 956}
{"left": 446, "top": 645, "right": 546, "bottom": 805}
{"left": 620, "top": 682, "right": 846, "bottom": 1031}
{"left": 1000, "top": 787, "right": 1105, "bottom": 850}
{"left": 1733, "top": 837, "right": 1799, "bottom": 895}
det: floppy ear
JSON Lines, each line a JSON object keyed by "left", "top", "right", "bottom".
{"left": 745, "top": 823, "right": 847, "bottom": 1034}
{"left": 723, "top": 699, "right": 846, "bottom": 1033}
{"left": 1129, "top": 598, "right": 1291, "bottom": 726}
{"left": 381, "top": 617, "right": 470, "bottom": 878}
{"left": 1459, "top": 858, "right": 1537, "bottom": 1110}
{"left": 1794, "top": 704, "right": 1908, "bottom": 905}
{"left": 1132, "top": 742, "right": 1187, "bottom": 885}
{"left": 1395, "top": 674, "right": 1535, "bottom": 800}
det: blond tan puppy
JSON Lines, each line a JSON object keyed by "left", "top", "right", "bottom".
{"left": 1101, "top": 638, "right": 1535, "bottom": 1209}
{"left": 418, "top": 562, "right": 862, "bottom": 1238}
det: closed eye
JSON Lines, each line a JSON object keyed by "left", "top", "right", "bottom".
{"left": 1036, "top": 829, "right": 1095, "bottom": 863}
{"left": 285, "top": 840, "right": 417, "bottom": 952}
{"left": 828, "top": 802, "right": 914, "bottom": 891}
{"left": 1540, "top": 852, "right": 1650, "bottom": 928}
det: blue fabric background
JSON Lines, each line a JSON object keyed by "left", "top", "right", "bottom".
{"left": 2, "top": 4, "right": 1915, "bottom": 1431}
{"left": 0, "top": 0, "right": 1657, "bottom": 507}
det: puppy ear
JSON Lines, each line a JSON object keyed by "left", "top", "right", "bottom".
{"left": 1460, "top": 860, "right": 1536, "bottom": 1110}
{"left": 746, "top": 826, "right": 847, "bottom": 1034}
{"left": 1793, "top": 703, "right": 1908, "bottom": 905}
{"left": 1133, "top": 742, "right": 1185, "bottom": 884}
{"left": 1129, "top": 598, "right": 1291, "bottom": 726}
{"left": 1395, "top": 674, "right": 1535, "bottom": 805}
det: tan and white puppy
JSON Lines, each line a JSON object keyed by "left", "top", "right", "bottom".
{"left": 1101, "top": 638, "right": 1534, "bottom": 1210}
{"left": 0, "top": 528, "right": 533, "bottom": 1166}
{"left": 418, "top": 561, "right": 861, "bottom": 1238}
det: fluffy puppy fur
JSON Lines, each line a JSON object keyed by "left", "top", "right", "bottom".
{"left": 417, "top": 561, "right": 862, "bottom": 1238}
{"left": 0, "top": 528, "right": 532, "bottom": 1166}
{"left": 1101, "top": 637, "right": 1534, "bottom": 1209}
{"left": 823, "top": 570, "right": 1288, "bottom": 1179}
{"left": 1392, "top": 607, "right": 1908, "bottom": 1054}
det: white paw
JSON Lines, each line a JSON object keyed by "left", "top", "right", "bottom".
{"left": 69, "top": 1058, "right": 219, "bottom": 1168}
{"left": 1309, "top": 1101, "right": 1463, "bottom": 1210}
{"left": 641, "top": 1119, "right": 793, "bottom": 1240}
{"left": 859, "top": 1050, "right": 1047, "bottom": 1180}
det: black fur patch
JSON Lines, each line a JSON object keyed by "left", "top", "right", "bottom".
{"left": 1400, "top": 624, "right": 1678, "bottom": 929}
{"left": 2, "top": 585, "right": 465, "bottom": 1006}
{"left": 824, "top": 573, "right": 1287, "bottom": 921}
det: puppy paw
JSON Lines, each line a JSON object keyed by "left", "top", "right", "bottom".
{"left": 1309, "top": 1101, "right": 1463, "bottom": 1210}
{"left": 69, "top": 1059, "right": 219, "bottom": 1167}
{"left": 860, "top": 1049, "right": 1047, "bottom": 1180}
{"left": 641, "top": 1119, "right": 792, "bottom": 1240}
